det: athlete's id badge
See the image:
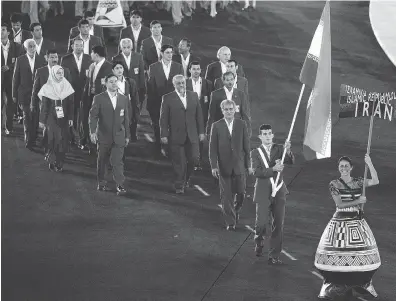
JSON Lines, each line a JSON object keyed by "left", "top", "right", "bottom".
{"left": 101, "top": 78, "right": 105, "bottom": 85}
{"left": 204, "top": 96, "right": 208, "bottom": 103}
{"left": 134, "top": 68, "right": 139, "bottom": 75}
{"left": 12, "top": 58, "right": 15, "bottom": 63}
{"left": 55, "top": 106, "right": 64, "bottom": 118}
{"left": 120, "top": 109, "right": 124, "bottom": 116}
{"left": 235, "top": 105, "right": 240, "bottom": 113}
{"left": 85, "top": 69, "right": 89, "bottom": 77}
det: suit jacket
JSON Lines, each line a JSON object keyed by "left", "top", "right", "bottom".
{"left": 36, "top": 38, "right": 56, "bottom": 58}
{"left": 171, "top": 53, "right": 200, "bottom": 78}
{"left": 209, "top": 118, "right": 250, "bottom": 176}
{"left": 68, "top": 25, "right": 104, "bottom": 46}
{"left": 205, "top": 61, "right": 245, "bottom": 83}
{"left": 101, "top": 77, "right": 138, "bottom": 123}
{"left": 214, "top": 76, "right": 249, "bottom": 101}
{"left": 60, "top": 53, "right": 92, "bottom": 101}
{"left": 119, "top": 25, "right": 151, "bottom": 53}
{"left": 112, "top": 52, "right": 145, "bottom": 91}
{"left": 10, "top": 29, "right": 32, "bottom": 46}
{"left": 186, "top": 77, "right": 213, "bottom": 126}
{"left": 89, "top": 91, "right": 131, "bottom": 145}
{"left": 1, "top": 40, "right": 22, "bottom": 86}
{"left": 68, "top": 35, "right": 103, "bottom": 54}
{"left": 31, "top": 65, "right": 72, "bottom": 111}
{"left": 160, "top": 90, "right": 204, "bottom": 145}
{"left": 84, "top": 60, "right": 113, "bottom": 97}
{"left": 39, "top": 95, "right": 74, "bottom": 127}
{"left": 251, "top": 144, "right": 295, "bottom": 202}
{"left": 12, "top": 54, "right": 46, "bottom": 106}
{"left": 141, "top": 35, "right": 174, "bottom": 70}
{"left": 206, "top": 87, "right": 251, "bottom": 137}
{"left": 147, "top": 61, "right": 183, "bottom": 114}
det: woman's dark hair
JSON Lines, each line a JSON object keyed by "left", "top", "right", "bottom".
{"left": 338, "top": 156, "right": 353, "bottom": 166}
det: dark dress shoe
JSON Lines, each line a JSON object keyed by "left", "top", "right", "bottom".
{"left": 255, "top": 244, "right": 263, "bottom": 257}
{"left": 175, "top": 187, "right": 184, "bottom": 194}
{"left": 116, "top": 185, "right": 127, "bottom": 195}
{"left": 48, "top": 163, "right": 55, "bottom": 171}
{"left": 55, "top": 165, "right": 63, "bottom": 172}
{"left": 268, "top": 258, "right": 283, "bottom": 265}
{"left": 226, "top": 225, "right": 236, "bottom": 231}
{"left": 194, "top": 165, "right": 203, "bottom": 171}
{"left": 184, "top": 179, "right": 192, "bottom": 188}
{"left": 97, "top": 184, "right": 111, "bottom": 192}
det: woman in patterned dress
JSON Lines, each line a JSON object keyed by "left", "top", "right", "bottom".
{"left": 314, "top": 155, "right": 381, "bottom": 299}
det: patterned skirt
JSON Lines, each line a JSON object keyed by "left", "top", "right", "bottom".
{"left": 314, "top": 210, "right": 381, "bottom": 298}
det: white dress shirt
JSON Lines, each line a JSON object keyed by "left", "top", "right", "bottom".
{"left": 73, "top": 53, "right": 82, "bottom": 73}
{"left": 162, "top": 60, "right": 171, "bottom": 80}
{"left": 26, "top": 53, "right": 36, "bottom": 73}
{"left": 89, "top": 26, "right": 94, "bottom": 36}
{"left": 224, "top": 87, "right": 233, "bottom": 100}
{"left": 225, "top": 118, "right": 234, "bottom": 135}
{"left": 176, "top": 91, "right": 187, "bottom": 109}
{"left": 107, "top": 91, "right": 117, "bottom": 109}
{"left": 13, "top": 29, "right": 22, "bottom": 44}
{"left": 35, "top": 38, "right": 43, "bottom": 55}
{"left": 191, "top": 77, "right": 202, "bottom": 99}
{"left": 233, "top": 75, "right": 238, "bottom": 89}
{"left": 117, "top": 77, "right": 126, "bottom": 95}
{"left": 152, "top": 35, "right": 162, "bottom": 59}
{"left": 93, "top": 58, "right": 105, "bottom": 82}
{"left": 1, "top": 40, "right": 10, "bottom": 63}
{"left": 80, "top": 34, "right": 90, "bottom": 55}
{"left": 220, "top": 61, "right": 227, "bottom": 74}
{"left": 122, "top": 52, "right": 131, "bottom": 70}
{"left": 180, "top": 53, "right": 190, "bottom": 77}
{"left": 131, "top": 24, "right": 141, "bottom": 45}
{"left": 263, "top": 144, "right": 272, "bottom": 157}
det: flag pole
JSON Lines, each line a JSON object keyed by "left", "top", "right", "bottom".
{"left": 361, "top": 114, "right": 374, "bottom": 210}
{"left": 271, "top": 84, "right": 306, "bottom": 197}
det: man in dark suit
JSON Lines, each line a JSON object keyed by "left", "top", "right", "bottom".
{"left": 61, "top": 37, "right": 92, "bottom": 146}
{"left": 1, "top": 23, "right": 22, "bottom": 135}
{"left": 68, "top": 11, "right": 104, "bottom": 47}
{"left": 112, "top": 38, "right": 145, "bottom": 108}
{"left": 68, "top": 19, "right": 103, "bottom": 54}
{"left": 31, "top": 49, "right": 72, "bottom": 150}
{"left": 9, "top": 13, "right": 32, "bottom": 46}
{"left": 89, "top": 74, "right": 130, "bottom": 196}
{"left": 30, "top": 22, "right": 55, "bottom": 59}
{"left": 160, "top": 75, "right": 205, "bottom": 193}
{"left": 147, "top": 44, "right": 183, "bottom": 156}
{"left": 205, "top": 46, "right": 245, "bottom": 84}
{"left": 172, "top": 38, "right": 200, "bottom": 78}
{"left": 250, "top": 124, "right": 294, "bottom": 263}
{"left": 186, "top": 61, "right": 213, "bottom": 170}
{"left": 12, "top": 39, "right": 46, "bottom": 148}
{"left": 141, "top": 20, "right": 174, "bottom": 70}
{"left": 118, "top": 10, "right": 151, "bottom": 54}
{"left": 209, "top": 99, "right": 252, "bottom": 230}
{"left": 207, "top": 71, "right": 251, "bottom": 137}
{"left": 81, "top": 45, "right": 112, "bottom": 153}
{"left": 214, "top": 59, "right": 249, "bottom": 101}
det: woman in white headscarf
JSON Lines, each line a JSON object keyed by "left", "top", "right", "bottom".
{"left": 38, "top": 65, "right": 75, "bottom": 172}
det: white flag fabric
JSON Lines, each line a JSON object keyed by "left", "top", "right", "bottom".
{"left": 95, "top": 0, "right": 127, "bottom": 28}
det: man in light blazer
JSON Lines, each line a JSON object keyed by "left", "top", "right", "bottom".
{"left": 30, "top": 22, "right": 55, "bottom": 59}
{"left": 112, "top": 38, "right": 146, "bottom": 108}
{"left": 186, "top": 61, "right": 213, "bottom": 170}
{"left": 68, "top": 19, "right": 103, "bottom": 54}
{"left": 160, "top": 75, "right": 205, "bottom": 193}
{"left": 207, "top": 71, "right": 251, "bottom": 138}
{"left": 89, "top": 74, "right": 130, "bottom": 196}
{"left": 205, "top": 46, "right": 245, "bottom": 84}
{"left": 141, "top": 20, "right": 174, "bottom": 70}
{"left": 118, "top": 10, "right": 151, "bottom": 54}
{"left": 250, "top": 124, "right": 294, "bottom": 263}
{"left": 147, "top": 44, "right": 183, "bottom": 156}
{"left": 68, "top": 11, "right": 104, "bottom": 46}
{"left": 12, "top": 39, "right": 46, "bottom": 148}
{"left": 214, "top": 59, "right": 249, "bottom": 101}
{"left": 209, "top": 99, "right": 252, "bottom": 230}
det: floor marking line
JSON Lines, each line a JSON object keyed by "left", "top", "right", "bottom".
{"left": 144, "top": 133, "right": 153, "bottom": 142}
{"left": 311, "top": 270, "right": 324, "bottom": 280}
{"left": 245, "top": 225, "right": 255, "bottom": 233}
{"left": 357, "top": 297, "right": 369, "bottom": 301}
{"left": 194, "top": 185, "right": 210, "bottom": 196}
{"left": 281, "top": 249, "right": 297, "bottom": 261}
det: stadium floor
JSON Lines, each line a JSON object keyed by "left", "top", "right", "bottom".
{"left": 2, "top": 1, "right": 396, "bottom": 300}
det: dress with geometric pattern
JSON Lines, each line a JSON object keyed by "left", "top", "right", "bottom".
{"left": 314, "top": 177, "right": 381, "bottom": 299}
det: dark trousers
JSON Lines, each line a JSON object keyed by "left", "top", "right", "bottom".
{"left": 69, "top": 96, "right": 81, "bottom": 145}
{"left": 148, "top": 108, "right": 161, "bottom": 153}
{"left": 219, "top": 170, "right": 246, "bottom": 227}
{"left": 2, "top": 85, "right": 15, "bottom": 131}
{"left": 170, "top": 138, "right": 199, "bottom": 189}
{"left": 19, "top": 104, "right": 31, "bottom": 145}
{"left": 97, "top": 142, "right": 125, "bottom": 186}
{"left": 254, "top": 187, "right": 286, "bottom": 259}
{"left": 30, "top": 109, "right": 40, "bottom": 143}
{"left": 80, "top": 94, "right": 94, "bottom": 147}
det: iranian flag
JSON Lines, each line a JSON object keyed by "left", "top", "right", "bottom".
{"left": 300, "top": 1, "right": 332, "bottom": 160}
